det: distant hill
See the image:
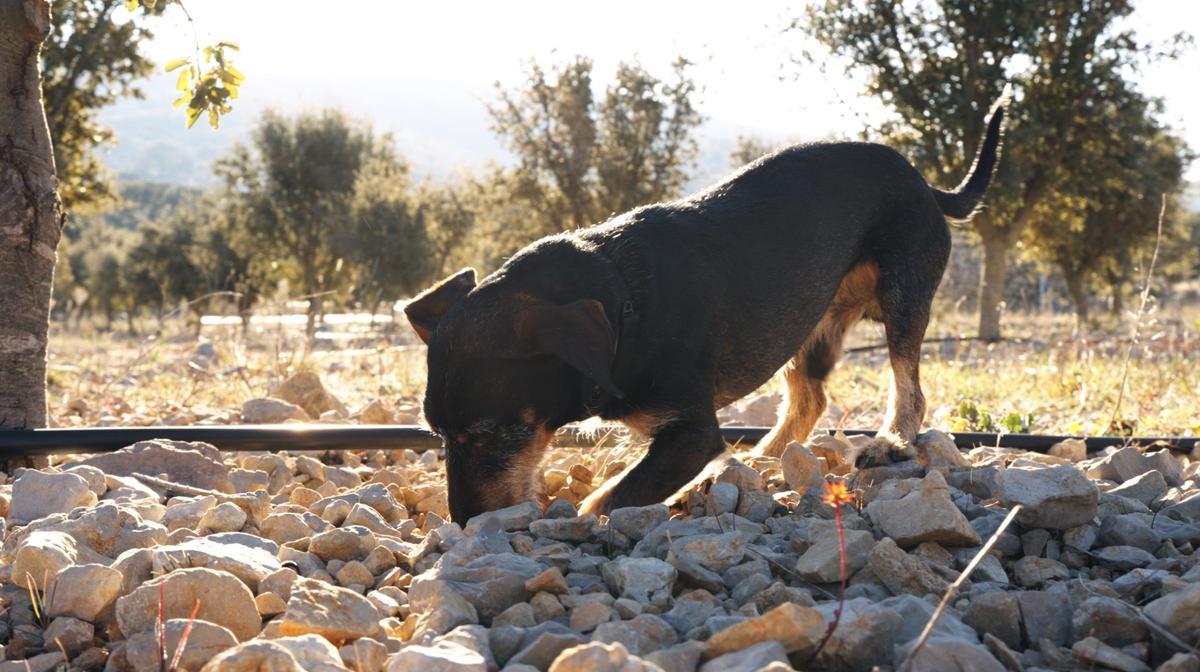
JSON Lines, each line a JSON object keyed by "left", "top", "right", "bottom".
{"left": 97, "top": 73, "right": 793, "bottom": 195}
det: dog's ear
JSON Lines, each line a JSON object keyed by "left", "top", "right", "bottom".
{"left": 404, "top": 268, "right": 476, "bottom": 344}
{"left": 518, "top": 299, "right": 622, "bottom": 398}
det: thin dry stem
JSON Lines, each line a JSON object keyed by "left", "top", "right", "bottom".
{"left": 898, "top": 503, "right": 1023, "bottom": 672}
{"left": 1107, "top": 194, "right": 1166, "bottom": 434}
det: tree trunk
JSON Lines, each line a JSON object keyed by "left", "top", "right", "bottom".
{"left": 0, "top": 0, "right": 62, "bottom": 430}
{"left": 1062, "top": 263, "right": 1089, "bottom": 333}
{"left": 1108, "top": 277, "right": 1124, "bottom": 318}
{"left": 977, "top": 229, "right": 1009, "bottom": 341}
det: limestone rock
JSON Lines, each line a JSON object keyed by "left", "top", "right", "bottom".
{"left": 11, "top": 530, "right": 80, "bottom": 590}
{"left": 676, "top": 533, "right": 746, "bottom": 573}
{"left": 200, "top": 501, "right": 248, "bottom": 533}
{"left": 77, "top": 439, "right": 233, "bottom": 492}
{"left": 811, "top": 598, "right": 902, "bottom": 671}
{"left": 609, "top": 505, "right": 669, "bottom": 541}
{"left": 241, "top": 397, "right": 308, "bottom": 424}
{"left": 915, "top": 430, "right": 969, "bottom": 468}
{"left": 1072, "top": 596, "right": 1147, "bottom": 648}
{"left": 899, "top": 636, "right": 1005, "bottom": 672}
{"left": 310, "top": 526, "right": 378, "bottom": 563}
{"left": 699, "top": 641, "right": 789, "bottom": 672}
{"left": 795, "top": 526, "right": 874, "bottom": 583}
{"left": 867, "top": 538, "right": 950, "bottom": 597}
{"left": 46, "top": 563, "right": 122, "bottom": 621}
{"left": 866, "top": 471, "right": 980, "bottom": 548}
{"left": 116, "top": 568, "right": 261, "bottom": 642}
{"left": 9, "top": 470, "right": 97, "bottom": 524}
{"left": 781, "top": 441, "right": 823, "bottom": 493}
{"left": 1144, "top": 583, "right": 1200, "bottom": 646}
{"left": 1071, "top": 636, "right": 1151, "bottom": 672}
{"left": 705, "top": 602, "right": 825, "bottom": 659}
{"left": 43, "top": 617, "right": 93, "bottom": 656}
{"left": 279, "top": 577, "right": 385, "bottom": 641}
{"left": 152, "top": 534, "right": 282, "bottom": 588}
{"left": 126, "top": 619, "right": 238, "bottom": 671}
{"left": 280, "top": 370, "right": 347, "bottom": 418}
{"left": 602, "top": 557, "right": 677, "bottom": 603}
{"left": 200, "top": 640, "right": 303, "bottom": 671}
{"left": 549, "top": 641, "right": 661, "bottom": 672}
{"left": 997, "top": 464, "right": 1098, "bottom": 529}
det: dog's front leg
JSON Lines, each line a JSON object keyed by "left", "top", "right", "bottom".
{"left": 580, "top": 413, "right": 727, "bottom": 516}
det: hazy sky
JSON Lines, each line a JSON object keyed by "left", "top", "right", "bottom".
{"left": 139, "top": 0, "right": 1200, "bottom": 180}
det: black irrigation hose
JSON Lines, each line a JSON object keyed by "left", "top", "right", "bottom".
{"left": 0, "top": 424, "right": 1195, "bottom": 457}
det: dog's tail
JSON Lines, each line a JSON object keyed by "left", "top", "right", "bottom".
{"left": 932, "top": 84, "right": 1012, "bottom": 221}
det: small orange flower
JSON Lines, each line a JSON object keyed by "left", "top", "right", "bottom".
{"left": 822, "top": 480, "right": 855, "bottom": 507}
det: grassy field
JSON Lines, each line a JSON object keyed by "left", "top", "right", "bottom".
{"left": 45, "top": 306, "right": 1200, "bottom": 437}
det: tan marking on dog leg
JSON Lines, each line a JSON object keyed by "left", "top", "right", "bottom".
{"left": 578, "top": 459, "right": 639, "bottom": 515}
{"left": 881, "top": 355, "right": 925, "bottom": 444}
{"left": 755, "top": 262, "right": 878, "bottom": 458}
{"left": 755, "top": 361, "right": 826, "bottom": 457}
{"left": 622, "top": 409, "right": 680, "bottom": 437}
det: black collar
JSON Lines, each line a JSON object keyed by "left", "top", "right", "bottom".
{"left": 585, "top": 249, "right": 640, "bottom": 414}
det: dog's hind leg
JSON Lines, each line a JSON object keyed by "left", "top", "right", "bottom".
{"left": 755, "top": 263, "right": 877, "bottom": 458}
{"left": 853, "top": 215, "right": 950, "bottom": 468}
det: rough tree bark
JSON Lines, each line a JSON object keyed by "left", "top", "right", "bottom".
{"left": 976, "top": 228, "right": 1010, "bottom": 342}
{"left": 0, "top": 0, "right": 63, "bottom": 430}
{"left": 1061, "top": 262, "right": 1090, "bottom": 332}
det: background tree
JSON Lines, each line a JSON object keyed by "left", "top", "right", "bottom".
{"left": 1, "top": 0, "right": 240, "bottom": 431}
{"left": 42, "top": 0, "right": 157, "bottom": 211}
{"left": 217, "top": 109, "right": 395, "bottom": 335}
{"left": 489, "top": 56, "right": 703, "bottom": 237}
{"left": 1024, "top": 94, "right": 1188, "bottom": 328}
{"left": 338, "top": 155, "right": 433, "bottom": 316}
{"left": 799, "top": 0, "right": 1186, "bottom": 339}
{"left": 1, "top": 0, "right": 64, "bottom": 430}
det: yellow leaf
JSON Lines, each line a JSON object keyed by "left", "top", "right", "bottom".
{"left": 124, "top": 0, "right": 139, "bottom": 10}
{"left": 165, "top": 58, "right": 189, "bottom": 72}
{"left": 175, "top": 67, "right": 192, "bottom": 91}
{"left": 171, "top": 94, "right": 192, "bottom": 109}
{"left": 185, "top": 106, "right": 203, "bottom": 129}
{"left": 221, "top": 66, "right": 246, "bottom": 86}
{"left": 208, "top": 108, "right": 220, "bottom": 129}
{"left": 216, "top": 41, "right": 240, "bottom": 50}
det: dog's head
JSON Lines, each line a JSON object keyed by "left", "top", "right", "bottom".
{"left": 404, "top": 267, "right": 621, "bottom": 523}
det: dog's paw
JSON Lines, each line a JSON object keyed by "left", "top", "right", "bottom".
{"left": 852, "top": 434, "right": 916, "bottom": 469}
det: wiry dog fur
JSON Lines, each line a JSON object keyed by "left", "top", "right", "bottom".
{"left": 406, "top": 88, "right": 1011, "bottom": 522}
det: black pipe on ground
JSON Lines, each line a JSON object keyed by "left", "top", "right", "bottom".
{"left": 0, "top": 424, "right": 1195, "bottom": 457}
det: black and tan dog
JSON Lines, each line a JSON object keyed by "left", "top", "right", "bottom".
{"left": 406, "top": 89, "right": 1010, "bottom": 523}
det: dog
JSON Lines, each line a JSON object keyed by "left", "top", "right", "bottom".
{"left": 405, "top": 88, "right": 1010, "bottom": 523}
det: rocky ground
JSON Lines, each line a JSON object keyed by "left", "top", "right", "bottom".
{"left": 1, "top": 376, "right": 1199, "bottom": 671}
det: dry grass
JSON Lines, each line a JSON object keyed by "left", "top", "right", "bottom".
{"left": 45, "top": 305, "right": 1200, "bottom": 437}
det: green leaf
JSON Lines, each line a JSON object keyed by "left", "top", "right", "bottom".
{"left": 165, "top": 58, "right": 189, "bottom": 72}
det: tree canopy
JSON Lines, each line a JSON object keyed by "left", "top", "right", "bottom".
{"left": 489, "top": 56, "right": 703, "bottom": 235}
{"left": 798, "top": 0, "right": 1191, "bottom": 338}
